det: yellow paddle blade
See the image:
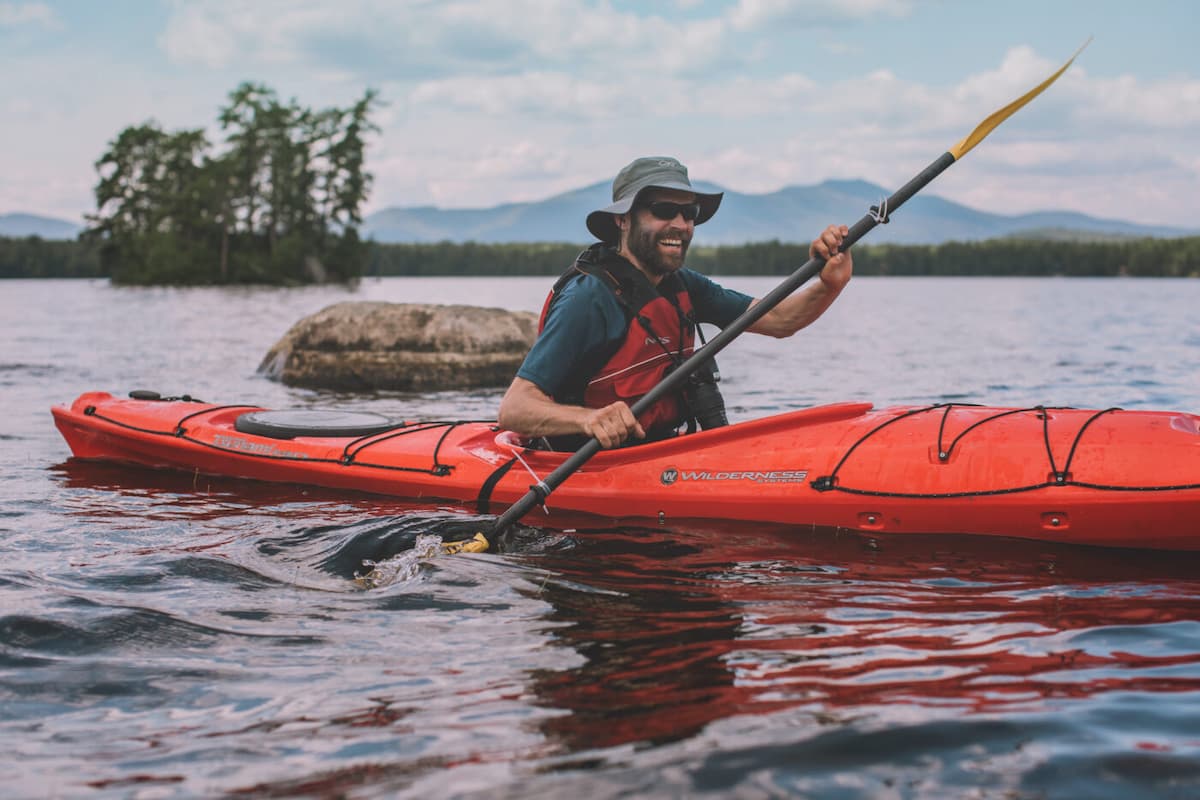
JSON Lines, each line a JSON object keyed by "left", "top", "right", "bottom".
{"left": 441, "top": 532, "right": 490, "bottom": 555}
{"left": 949, "top": 37, "right": 1091, "bottom": 160}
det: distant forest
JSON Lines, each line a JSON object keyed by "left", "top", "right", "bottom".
{"left": 3, "top": 235, "right": 1199, "bottom": 280}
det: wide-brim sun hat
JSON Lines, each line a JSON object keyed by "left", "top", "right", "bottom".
{"left": 586, "top": 156, "right": 723, "bottom": 243}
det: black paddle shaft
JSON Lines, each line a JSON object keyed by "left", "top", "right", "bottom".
{"left": 488, "top": 151, "right": 958, "bottom": 537}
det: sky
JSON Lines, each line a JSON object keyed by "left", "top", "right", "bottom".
{"left": 3, "top": 0, "right": 1198, "bottom": 231}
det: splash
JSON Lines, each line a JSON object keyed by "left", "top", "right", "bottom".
{"left": 354, "top": 533, "right": 444, "bottom": 589}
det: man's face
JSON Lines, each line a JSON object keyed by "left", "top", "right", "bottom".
{"left": 620, "top": 188, "right": 697, "bottom": 278}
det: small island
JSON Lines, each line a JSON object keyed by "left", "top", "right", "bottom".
{"left": 84, "top": 82, "right": 378, "bottom": 286}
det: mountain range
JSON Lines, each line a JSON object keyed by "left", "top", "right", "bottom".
{"left": 5, "top": 179, "right": 1195, "bottom": 245}
{"left": 361, "top": 179, "right": 1195, "bottom": 245}
{"left": 0, "top": 212, "right": 85, "bottom": 240}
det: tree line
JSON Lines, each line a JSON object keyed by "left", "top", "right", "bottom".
{"left": 689, "top": 237, "right": 1200, "bottom": 278}
{"left": 4, "top": 235, "right": 1199, "bottom": 280}
{"left": 81, "top": 83, "right": 378, "bottom": 285}
{"left": 364, "top": 236, "right": 1200, "bottom": 278}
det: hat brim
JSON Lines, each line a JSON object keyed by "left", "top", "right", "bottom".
{"left": 586, "top": 183, "right": 723, "bottom": 243}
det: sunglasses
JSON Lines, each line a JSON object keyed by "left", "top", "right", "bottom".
{"left": 639, "top": 200, "right": 701, "bottom": 222}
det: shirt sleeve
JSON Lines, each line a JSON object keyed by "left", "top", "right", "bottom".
{"left": 515, "top": 275, "right": 628, "bottom": 400}
{"left": 680, "top": 269, "right": 754, "bottom": 327}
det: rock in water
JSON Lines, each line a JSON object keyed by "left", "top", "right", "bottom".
{"left": 258, "top": 302, "right": 537, "bottom": 391}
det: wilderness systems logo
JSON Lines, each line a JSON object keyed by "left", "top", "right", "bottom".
{"left": 660, "top": 467, "right": 808, "bottom": 486}
{"left": 212, "top": 434, "right": 310, "bottom": 460}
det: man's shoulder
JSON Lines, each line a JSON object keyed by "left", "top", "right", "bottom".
{"left": 553, "top": 269, "right": 626, "bottom": 310}
{"left": 677, "top": 266, "right": 724, "bottom": 293}
{"left": 544, "top": 270, "right": 628, "bottom": 332}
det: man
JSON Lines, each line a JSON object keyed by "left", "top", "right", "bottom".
{"left": 498, "top": 156, "right": 852, "bottom": 449}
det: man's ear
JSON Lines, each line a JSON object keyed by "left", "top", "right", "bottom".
{"left": 616, "top": 213, "right": 629, "bottom": 232}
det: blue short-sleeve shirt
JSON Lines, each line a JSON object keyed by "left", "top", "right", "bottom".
{"left": 517, "top": 267, "right": 753, "bottom": 403}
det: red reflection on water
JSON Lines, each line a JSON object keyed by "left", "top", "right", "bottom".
{"left": 526, "top": 526, "right": 1200, "bottom": 750}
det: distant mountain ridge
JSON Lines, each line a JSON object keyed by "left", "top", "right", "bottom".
{"left": 362, "top": 179, "right": 1195, "bottom": 245}
{"left": 0, "top": 213, "right": 82, "bottom": 240}
{"left": 4, "top": 181, "right": 1194, "bottom": 244}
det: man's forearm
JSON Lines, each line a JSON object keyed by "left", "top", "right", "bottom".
{"left": 498, "top": 378, "right": 590, "bottom": 437}
{"left": 747, "top": 281, "right": 841, "bottom": 338}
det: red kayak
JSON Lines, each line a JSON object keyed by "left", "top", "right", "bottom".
{"left": 52, "top": 391, "right": 1200, "bottom": 550}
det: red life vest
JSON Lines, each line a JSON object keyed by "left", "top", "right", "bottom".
{"left": 538, "top": 246, "right": 695, "bottom": 435}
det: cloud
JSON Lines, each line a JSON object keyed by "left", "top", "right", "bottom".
{"left": 728, "top": 0, "right": 913, "bottom": 31}
{"left": 0, "top": 2, "right": 56, "bottom": 27}
{"left": 1077, "top": 74, "right": 1200, "bottom": 128}
{"left": 951, "top": 46, "right": 1052, "bottom": 106}
{"left": 158, "top": 2, "right": 327, "bottom": 69}
{"left": 396, "top": 41, "right": 1104, "bottom": 139}
{"left": 369, "top": 140, "right": 579, "bottom": 211}
{"left": 157, "top": 6, "right": 238, "bottom": 68}
{"left": 406, "top": 71, "right": 685, "bottom": 120}
{"left": 157, "top": 0, "right": 743, "bottom": 80}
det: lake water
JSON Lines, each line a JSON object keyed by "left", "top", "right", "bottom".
{"left": 4, "top": 275, "right": 1200, "bottom": 798}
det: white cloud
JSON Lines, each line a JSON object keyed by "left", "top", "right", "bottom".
{"left": 408, "top": 72, "right": 630, "bottom": 119}
{"left": 157, "top": 5, "right": 239, "bottom": 68}
{"left": 692, "top": 73, "right": 820, "bottom": 117}
{"left": 156, "top": 0, "right": 743, "bottom": 79}
{"left": 403, "top": 68, "right": 767, "bottom": 123}
{"left": 368, "top": 140, "right": 579, "bottom": 211}
{"left": 1077, "top": 74, "right": 1200, "bottom": 128}
{"left": 429, "top": 142, "right": 572, "bottom": 204}
{"left": 940, "top": 157, "right": 1196, "bottom": 227}
{"left": 728, "top": 0, "right": 913, "bottom": 31}
{"left": 955, "top": 45, "right": 1057, "bottom": 93}
{"left": 158, "top": 2, "right": 332, "bottom": 68}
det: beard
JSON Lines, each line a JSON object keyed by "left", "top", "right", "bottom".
{"left": 625, "top": 214, "right": 690, "bottom": 277}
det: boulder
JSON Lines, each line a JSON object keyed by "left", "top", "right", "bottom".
{"left": 258, "top": 301, "right": 538, "bottom": 391}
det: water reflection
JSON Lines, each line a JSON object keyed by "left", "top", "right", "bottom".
{"left": 519, "top": 525, "right": 1200, "bottom": 752}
